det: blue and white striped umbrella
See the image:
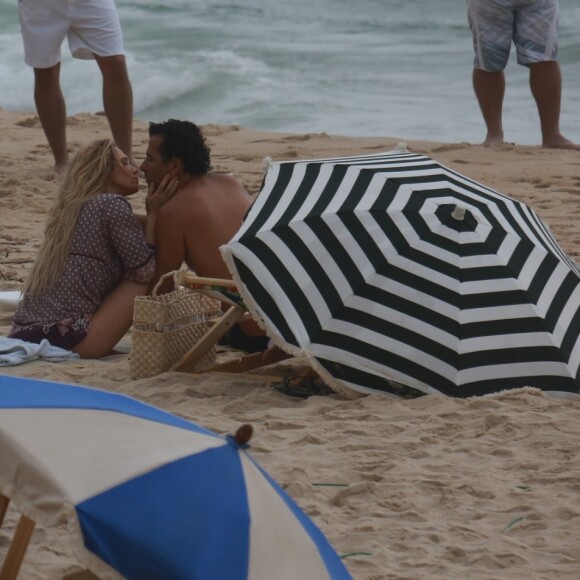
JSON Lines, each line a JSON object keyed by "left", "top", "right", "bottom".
{"left": 221, "top": 150, "right": 580, "bottom": 398}
{"left": 0, "top": 376, "right": 351, "bottom": 579}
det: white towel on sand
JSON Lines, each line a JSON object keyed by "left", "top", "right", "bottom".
{"left": 0, "top": 291, "right": 21, "bottom": 312}
{"left": 0, "top": 336, "right": 79, "bottom": 367}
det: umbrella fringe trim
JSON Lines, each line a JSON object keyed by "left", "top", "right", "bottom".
{"left": 1, "top": 478, "right": 65, "bottom": 529}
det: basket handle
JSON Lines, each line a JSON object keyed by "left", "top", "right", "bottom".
{"left": 151, "top": 270, "right": 183, "bottom": 297}
{"left": 179, "top": 272, "right": 238, "bottom": 289}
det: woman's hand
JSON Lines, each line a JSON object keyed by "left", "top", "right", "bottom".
{"left": 146, "top": 175, "right": 179, "bottom": 213}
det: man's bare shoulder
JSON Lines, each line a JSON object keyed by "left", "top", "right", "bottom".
{"left": 185, "top": 173, "right": 251, "bottom": 201}
{"left": 158, "top": 173, "right": 250, "bottom": 220}
{"left": 209, "top": 172, "right": 249, "bottom": 192}
{"left": 211, "top": 172, "right": 240, "bottom": 183}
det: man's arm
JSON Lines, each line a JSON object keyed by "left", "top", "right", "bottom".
{"left": 149, "top": 206, "right": 187, "bottom": 294}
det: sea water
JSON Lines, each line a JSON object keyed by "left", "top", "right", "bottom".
{"left": 0, "top": 0, "right": 579, "bottom": 144}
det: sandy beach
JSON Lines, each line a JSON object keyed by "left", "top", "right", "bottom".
{"left": 1, "top": 110, "right": 580, "bottom": 579}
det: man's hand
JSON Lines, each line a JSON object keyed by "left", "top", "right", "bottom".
{"left": 146, "top": 175, "right": 179, "bottom": 213}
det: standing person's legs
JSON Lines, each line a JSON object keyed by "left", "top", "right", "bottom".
{"left": 19, "top": 0, "right": 70, "bottom": 172}
{"left": 68, "top": 0, "right": 136, "bottom": 162}
{"left": 94, "top": 54, "right": 135, "bottom": 163}
{"left": 467, "top": 0, "right": 513, "bottom": 145}
{"left": 514, "top": 0, "right": 579, "bottom": 149}
{"left": 529, "top": 61, "right": 578, "bottom": 149}
{"left": 33, "top": 64, "right": 69, "bottom": 172}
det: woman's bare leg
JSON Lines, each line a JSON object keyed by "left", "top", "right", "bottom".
{"left": 73, "top": 280, "right": 147, "bottom": 359}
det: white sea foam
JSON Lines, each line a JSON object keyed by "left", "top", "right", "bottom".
{"left": 0, "top": 0, "right": 579, "bottom": 144}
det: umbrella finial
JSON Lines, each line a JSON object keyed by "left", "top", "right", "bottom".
{"left": 451, "top": 205, "right": 467, "bottom": 221}
{"left": 229, "top": 424, "right": 253, "bottom": 448}
{"left": 262, "top": 156, "right": 272, "bottom": 174}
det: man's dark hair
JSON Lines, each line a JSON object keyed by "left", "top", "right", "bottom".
{"left": 148, "top": 119, "right": 212, "bottom": 175}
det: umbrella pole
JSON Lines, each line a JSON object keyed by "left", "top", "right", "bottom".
{"left": 62, "top": 571, "right": 99, "bottom": 579}
{"left": 207, "top": 348, "right": 291, "bottom": 374}
{"left": 178, "top": 272, "right": 239, "bottom": 289}
{"left": 0, "top": 494, "right": 8, "bottom": 528}
{"left": 0, "top": 514, "right": 35, "bottom": 580}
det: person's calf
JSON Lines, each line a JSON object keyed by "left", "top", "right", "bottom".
{"left": 95, "top": 54, "right": 135, "bottom": 161}
{"left": 33, "top": 65, "right": 69, "bottom": 171}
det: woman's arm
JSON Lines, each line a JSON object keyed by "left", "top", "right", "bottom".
{"left": 134, "top": 213, "right": 146, "bottom": 228}
{"left": 143, "top": 176, "right": 179, "bottom": 245}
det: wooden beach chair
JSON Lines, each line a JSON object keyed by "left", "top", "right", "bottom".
{"left": 0, "top": 492, "right": 35, "bottom": 580}
{"left": 171, "top": 272, "right": 290, "bottom": 374}
{"left": 0, "top": 495, "right": 99, "bottom": 578}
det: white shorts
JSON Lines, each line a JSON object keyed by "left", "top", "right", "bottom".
{"left": 18, "top": 0, "right": 125, "bottom": 69}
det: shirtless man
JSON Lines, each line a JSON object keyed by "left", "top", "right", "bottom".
{"left": 140, "top": 119, "right": 269, "bottom": 352}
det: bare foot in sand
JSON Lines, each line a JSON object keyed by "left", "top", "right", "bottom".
{"left": 54, "top": 160, "right": 69, "bottom": 176}
{"left": 482, "top": 132, "right": 505, "bottom": 147}
{"left": 542, "top": 135, "right": 580, "bottom": 150}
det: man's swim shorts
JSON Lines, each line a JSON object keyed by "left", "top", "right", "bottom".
{"left": 468, "top": 0, "right": 559, "bottom": 71}
{"left": 19, "top": 0, "right": 125, "bottom": 68}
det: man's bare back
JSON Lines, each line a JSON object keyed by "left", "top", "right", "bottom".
{"left": 153, "top": 172, "right": 252, "bottom": 286}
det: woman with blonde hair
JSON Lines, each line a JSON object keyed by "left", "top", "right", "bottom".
{"left": 10, "top": 139, "right": 177, "bottom": 358}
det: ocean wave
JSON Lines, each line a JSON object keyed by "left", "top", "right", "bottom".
{"left": 0, "top": 0, "right": 578, "bottom": 144}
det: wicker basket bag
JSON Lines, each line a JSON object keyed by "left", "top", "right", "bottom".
{"left": 130, "top": 271, "right": 221, "bottom": 379}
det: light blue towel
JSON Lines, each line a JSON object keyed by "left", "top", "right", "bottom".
{"left": 0, "top": 336, "right": 79, "bottom": 367}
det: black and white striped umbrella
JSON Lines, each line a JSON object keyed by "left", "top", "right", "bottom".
{"left": 221, "top": 150, "right": 580, "bottom": 398}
